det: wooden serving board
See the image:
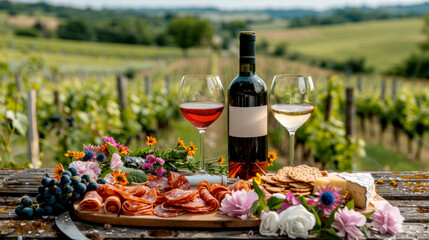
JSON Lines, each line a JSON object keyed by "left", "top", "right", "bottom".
{"left": 73, "top": 202, "right": 260, "bottom": 228}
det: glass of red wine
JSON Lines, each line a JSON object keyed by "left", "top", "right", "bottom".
{"left": 179, "top": 75, "right": 225, "bottom": 174}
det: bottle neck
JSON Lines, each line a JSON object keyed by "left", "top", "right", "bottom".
{"left": 239, "top": 39, "right": 256, "bottom": 76}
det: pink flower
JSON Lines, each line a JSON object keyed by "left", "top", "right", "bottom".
{"left": 104, "top": 174, "right": 114, "bottom": 184}
{"left": 155, "top": 167, "right": 167, "bottom": 177}
{"left": 83, "top": 144, "right": 100, "bottom": 154}
{"left": 332, "top": 208, "right": 366, "bottom": 240}
{"left": 102, "top": 136, "right": 118, "bottom": 147}
{"left": 69, "top": 161, "right": 101, "bottom": 179}
{"left": 314, "top": 185, "right": 344, "bottom": 215}
{"left": 142, "top": 163, "right": 154, "bottom": 170}
{"left": 276, "top": 191, "right": 301, "bottom": 214}
{"left": 370, "top": 203, "right": 404, "bottom": 235}
{"left": 307, "top": 199, "right": 317, "bottom": 206}
{"left": 219, "top": 189, "right": 259, "bottom": 220}
{"left": 109, "top": 153, "right": 124, "bottom": 169}
{"left": 146, "top": 154, "right": 157, "bottom": 164}
{"left": 156, "top": 157, "right": 165, "bottom": 165}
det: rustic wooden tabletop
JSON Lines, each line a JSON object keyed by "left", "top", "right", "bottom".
{"left": 0, "top": 168, "right": 428, "bottom": 239}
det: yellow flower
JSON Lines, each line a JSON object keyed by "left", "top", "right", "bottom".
{"left": 253, "top": 173, "right": 262, "bottom": 185}
{"left": 187, "top": 150, "right": 195, "bottom": 157}
{"left": 177, "top": 137, "right": 186, "bottom": 148}
{"left": 64, "top": 150, "right": 74, "bottom": 158}
{"left": 186, "top": 141, "right": 197, "bottom": 156}
{"left": 73, "top": 151, "right": 85, "bottom": 159}
{"left": 219, "top": 156, "right": 226, "bottom": 165}
{"left": 268, "top": 151, "right": 277, "bottom": 166}
{"left": 54, "top": 164, "right": 65, "bottom": 181}
{"left": 146, "top": 136, "right": 157, "bottom": 146}
{"left": 111, "top": 170, "right": 129, "bottom": 186}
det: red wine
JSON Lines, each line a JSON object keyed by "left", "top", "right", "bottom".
{"left": 228, "top": 31, "right": 268, "bottom": 179}
{"left": 180, "top": 102, "right": 224, "bottom": 130}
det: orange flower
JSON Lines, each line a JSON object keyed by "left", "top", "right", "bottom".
{"left": 146, "top": 136, "right": 157, "bottom": 146}
{"left": 54, "top": 164, "right": 65, "bottom": 181}
{"left": 219, "top": 156, "right": 226, "bottom": 165}
{"left": 268, "top": 151, "right": 277, "bottom": 166}
{"left": 73, "top": 151, "right": 85, "bottom": 159}
{"left": 64, "top": 150, "right": 74, "bottom": 158}
{"left": 186, "top": 141, "right": 197, "bottom": 156}
{"left": 177, "top": 137, "right": 186, "bottom": 148}
{"left": 111, "top": 170, "right": 129, "bottom": 186}
{"left": 100, "top": 144, "right": 107, "bottom": 152}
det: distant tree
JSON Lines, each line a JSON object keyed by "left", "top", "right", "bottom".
{"left": 167, "top": 16, "right": 213, "bottom": 54}
{"left": 258, "top": 38, "right": 269, "bottom": 53}
{"left": 57, "top": 19, "right": 94, "bottom": 41}
{"left": 221, "top": 20, "right": 248, "bottom": 38}
{"left": 273, "top": 42, "right": 288, "bottom": 56}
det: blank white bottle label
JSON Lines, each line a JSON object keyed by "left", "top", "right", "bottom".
{"left": 229, "top": 105, "right": 267, "bottom": 137}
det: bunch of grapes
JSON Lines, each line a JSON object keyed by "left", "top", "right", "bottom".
{"left": 15, "top": 167, "right": 106, "bottom": 218}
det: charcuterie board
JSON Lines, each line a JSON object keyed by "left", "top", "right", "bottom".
{"left": 73, "top": 202, "right": 260, "bottom": 228}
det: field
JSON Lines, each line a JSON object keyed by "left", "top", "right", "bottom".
{"left": 257, "top": 18, "right": 424, "bottom": 73}
{"left": 0, "top": 31, "right": 428, "bottom": 172}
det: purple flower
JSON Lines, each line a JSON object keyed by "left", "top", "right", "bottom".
{"left": 69, "top": 161, "right": 101, "bottom": 179}
{"left": 276, "top": 191, "right": 301, "bottom": 214}
{"left": 156, "top": 157, "right": 165, "bottom": 165}
{"left": 109, "top": 153, "right": 124, "bottom": 169}
{"left": 102, "top": 136, "right": 118, "bottom": 147}
{"left": 83, "top": 144, "right": 100, "bottom": 154}
{"left": 370, "top": 203, "right": 404, "bottom": 235}
{"left": 314, "top": 185, "right": 344, "bottom": 215}
{"left": 142, "top": 163, "right": 154, "bottom": 170}
{"left": 219, "top": 190, "right": 259, "bottom": 220}
{"left": 146, "top": 154, "right": 157, "bottom": 164}
{"left": 155, "top": 167, "right": 167, "bottom": 177}
{"left": 332, "top": 208, "right": 366, "bottom": 240}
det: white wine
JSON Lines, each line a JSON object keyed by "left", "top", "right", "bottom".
{"left": 271, "top": 104, "right": 314, "bottom": 132}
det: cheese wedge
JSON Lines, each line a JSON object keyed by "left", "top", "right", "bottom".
{"left": 312, "top": 175, "right": 347, "bottom": 195}
{"left": 337, "top": 172, "right": 374, "bottom": 209}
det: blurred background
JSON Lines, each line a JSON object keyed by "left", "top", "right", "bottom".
{"left": 0, "top": 0, "right": 428, "bottom": 172}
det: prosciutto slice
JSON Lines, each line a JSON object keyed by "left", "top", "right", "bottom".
{"left": 104, "top": 195, "right": 121, "bottom": 214}
{"left": 122, "top": 200, "right": 153, "bottom": 216}
{"left": 165, "top": 189, "right": 198, "bottom": 204}
{"left": 104, "top": 184, "right": 155, "bottom": 204}
{"left": 167, "top": 172, "right": 190, "bottom": 190}
{"left": 79, "top": 191, "right": 103, "bottom": 211}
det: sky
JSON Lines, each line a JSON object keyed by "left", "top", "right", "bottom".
{"left": 18, "top": 0, "right": 427, "bottom": 11}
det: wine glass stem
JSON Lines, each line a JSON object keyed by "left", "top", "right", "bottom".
{"left": 289, "top": 131, "right": 296, "bottom": 167}
{"left": 199, "top": 130, "right": 206, "bottom": 173}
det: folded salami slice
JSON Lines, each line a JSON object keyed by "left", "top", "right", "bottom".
{"left": 197, "top": 188, "right": 219, "bottom": 213}
{"left": 79, "top": 191, "right": 103, "bottom": 211}
{"left": 210, "top": 184, "right": 231, "bottom": 203}
{"left": 104, "top": 184, "right": 155, "bottom": 204}
{"left": 165, "top": 189, "right": 198, "bottom": 204}
{"left": 228, "top": 180, "right": 251, "bottom": 192}
{"left": 104, "top": 195, "right": 121, "bottom": 214}
{"left": 154, "top": 203, "right": 185, "bottom": 218}
{"left": 168, "top": 172, "right": 190, "bottom": 190}
{"left": 197, "top": 180, "right": 210, "bottom": 191}
{"left": 122, "top": 199, "right": 153, "bottom": 216}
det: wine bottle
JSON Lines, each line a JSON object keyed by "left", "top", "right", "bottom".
{"left": 228, "top": 31, "right": 268, "bottom": 180}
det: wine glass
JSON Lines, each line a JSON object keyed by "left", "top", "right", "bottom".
{"left": 179, "top": 75, "right": 225, "bottom": 174}
{"left": 269, "top": 74, "right": 316, "bottom": 166}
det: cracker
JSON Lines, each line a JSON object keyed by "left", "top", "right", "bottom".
{"left": 293, "top": 191, "right": 311, "bottom": 197}
{"left": 289, "top": 182, "right": 313, "bottom": 189}
{"left": 290, "top": 187, "right": 313, "bottom": 192}
{"left": 274, "top": 174, "right": 295, "bottom": 183}
{"left": 287, "top": 166, "right": 322, "bottom": 183}
{"left": 265, "top": 186, "right": 285, "bottom": 193}
{"left": 262, "top": 175, "right": 280, "bottom": 185}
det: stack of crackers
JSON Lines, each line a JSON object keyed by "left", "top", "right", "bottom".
{"left": 260, "top": 165, "right": 328, "bottom": 197}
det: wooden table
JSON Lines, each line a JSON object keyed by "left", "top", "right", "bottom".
{"left": 0, "top": 168, "right": 428, "bottom": 239}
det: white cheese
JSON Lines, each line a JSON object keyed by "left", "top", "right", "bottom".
{"left": 337, "top": 172, "right": 374, "bottom": 209}
{"left": 312, "top": 175, "right": 347, "bottom": 195}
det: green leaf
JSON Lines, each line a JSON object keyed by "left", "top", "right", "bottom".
{"left": 129, "top": 148, "right": 149, "bottom": 157}
{"left": 267, "top": 197, "right": 286, "bottom": 211}
{"left": 251, "top": 181, "right": 268, "bottom": 218}
{"left": 346, "top": 199, "right": 355, "bottom": 210}
{"left": 99, "top": 169, "right": 114, "bottom": 179}
{"left": 359, "top": 226, "right": 371, "bottom": 238}
{"left": 117, "top": 167, "right": 148, "bottom": 183}
{"left": 311, "top": 207, "right": 322, "bottom": 227}
{"left": 107, "top": 143, "right": 119, "bottom": 155}
{"left": 325, "top": 204, "right": 342, "bottom": 228}
{"left": 248, "top": 199, "right": 259, "bottom": 216}
{"left": 320, "top": 227, "right": 342, "bottom": 240}
{"left": 363, "top": 210, "right": 375, "bottom": 219}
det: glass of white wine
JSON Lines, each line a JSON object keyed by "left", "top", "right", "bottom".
{"left": 269, "top": 74, "right": 316, "bottom": 166}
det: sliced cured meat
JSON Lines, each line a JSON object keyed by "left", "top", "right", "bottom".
{"left": 210, "top": 184, "right": 231, "bottom": 202}
{"left": 79, "top": 191, "right": 102, "bottom": 211}
{"left": 103, "top": 184, "right": 155, "bottom": 204}
{"left": 175, "top": 197, "right": 206, "bottom": 209}
{"left": 197, "top": 180, "right": 210, "bottom": 191}
{"left": 165, "top": 189, "right": 198, "bottom": 204}
{"left": 198, "top": 188, "right": 219, "bottom": 213}
{"left": 122, "top": 200, "right": 153, "bottom": 216}
{"left": 154, "top": 204, "right": 185, "bottom": 218}
{"left": 228, "top": 180, "right": 251, "bottom": 192}
{"left": 96, "top": 184, "right": 112, "bottom": 202}
{"left": 148, "top": 175, "right": 170, "bottom": 191}
{"left": 141, "top": 188, "right": 157, "bottom": 203}
{"left": 104, "top": 195, "right": 121, "bottom": 214}
{"left": 167, "top": 172, "right": 190, "bottom": 190}
{"left": 123, "top": 185, "right": 149, "bottom": 197}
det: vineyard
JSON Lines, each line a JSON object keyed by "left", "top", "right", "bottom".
{"left": 1, "top": 36, "right": 428, "bottom": 171}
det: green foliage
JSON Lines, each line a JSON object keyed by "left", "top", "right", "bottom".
{"left": 273, "top": 42, "right": 288, "bottom": 56}
{"left": 117, "top": 166, "right": 148, "bottom": 183}
{"left": 168, "top": 16, "right": 213, "bottom": 51}
{"left": 57, "top": 19, "right": 95, "bottom": 41}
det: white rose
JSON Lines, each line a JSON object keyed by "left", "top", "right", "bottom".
{"left": 271, "top": 193, "right": 286, "bottom": 199}
{"left": 278, "top": 205, "right": 316, "bottom": 239}
{"left": 259, "top": 211, "right": 280, "bottom": 236}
